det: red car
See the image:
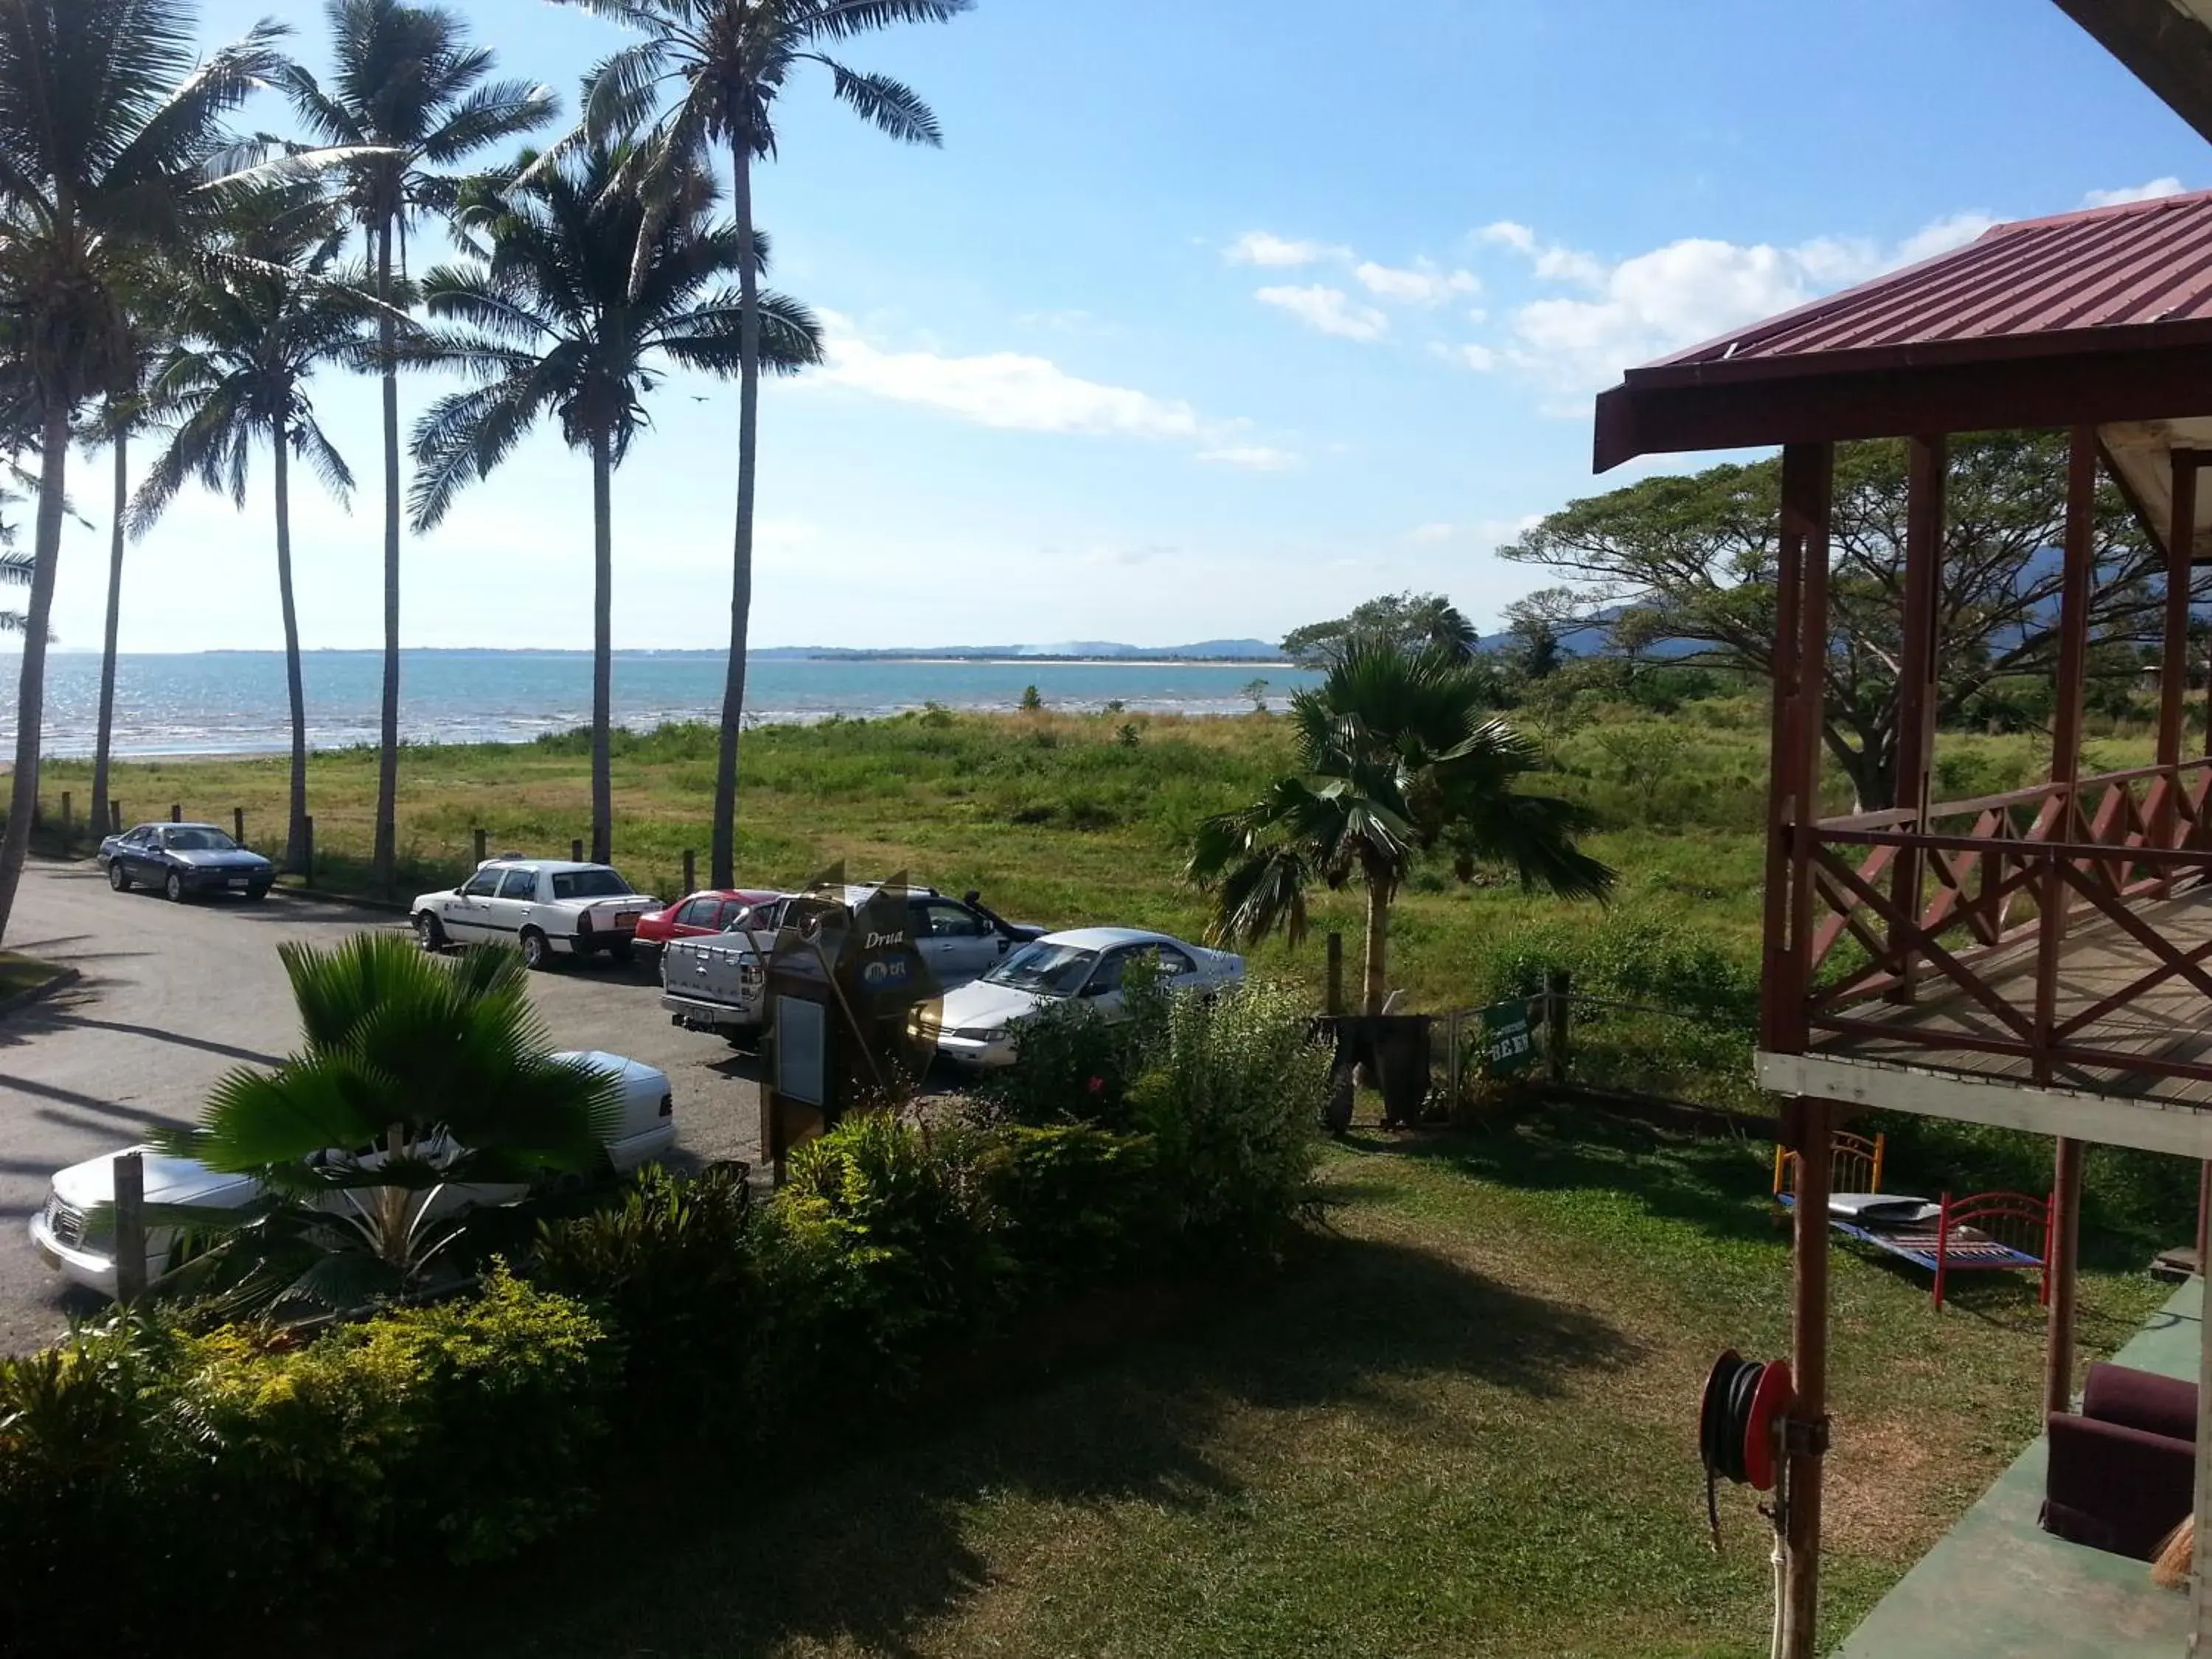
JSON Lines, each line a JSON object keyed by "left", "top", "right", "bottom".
{"left": 633, "top": 888, "right": 780, "bottom": 955}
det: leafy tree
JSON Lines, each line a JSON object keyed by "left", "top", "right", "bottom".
{"left": 1187, "top": 636, "right": 1614, "bottom": 1015}
{"left": 0, "top": 0, "right": 291, "bottom": 944}
{"left": 564, "top": 0, "right": 973, "bottom": 889}
{"left": 161, "top": 933, "right": 622, "bottom": 1315}
{"left": 133, "top": 189, "right": 378, "bottom": 872}
{"left": 408, "top": 143, "right": 821, "bottom": 864}
{"left": 279, "top": 0, "right": 557, "bottom": 894}
{"left": 1500, "top": 431, "right": 2166, "bottom": 809}
{"left": 1281, "top": 591, "right": 1479, "bottom": 667}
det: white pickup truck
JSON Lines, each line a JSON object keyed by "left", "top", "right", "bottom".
{"left": 412, "top": 859, "right": 659, "bottom": 970}
{"left": 661, "top": 885, "right": 1042, "bottom": 1044}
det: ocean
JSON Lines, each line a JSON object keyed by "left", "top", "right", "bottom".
{"left": 3, "top": 650, "right": 1321, "bottom": 758}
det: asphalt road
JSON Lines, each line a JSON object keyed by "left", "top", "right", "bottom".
{"left": 0, "top": 858, "right": 762, "bottom": 1352}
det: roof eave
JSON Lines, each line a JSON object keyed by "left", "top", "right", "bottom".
{"left": 2053, "top": 0, "right": 2212, "bottom": 146}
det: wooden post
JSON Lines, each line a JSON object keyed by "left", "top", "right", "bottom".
{"left": 1324, "top": 931, "right": 1344, "bottom": 1017}
{"left": 1888, "top": 437, "right": 1945, "bottom": 1001}
{"left": 1545, "top": 967, "right": 1571, "bottom": 1082}
{"left": 571, "top": 836, "right": 585, "bottom": 863}
{"left": 2197, "top": 1160, "right": 2210, "bottom": 1274}
{"left": 683, "top": 847, "right": 696, "bottom": 894}
{"left": 233, "top": 805, "right": 245, "bottom": 844}
{"left": 473, "top": 827, "right": 488, "bottom": 866}
{"left": 302, "top": 815, "right": 315, "bottom": 885}
{"left": 169, "top": 803, "right": 180, "bottom": 823}
{"left": 2044, "top": 1135, "right": 2085, "bottom": 1418}
{"left": 2160, "top": 451, "right": 2197, "bottom": 776}
{"left": 110, "top": 800, "right": 121, "bottom": 835}
{"left": 1781, "top": 1096, "right": 1833, "bottom": 1659}
{"left": 58, "top": 790, "right": 71, "bottom": 852}
{"left": 2037, "top": 430, "right": 2099, "bottom": 1087}
{"left": 2194, "top": 1253, "right": 2212, "bottom": 1653}
{"left": 112, "top": 1150, "right": 146, "bottom": 1307}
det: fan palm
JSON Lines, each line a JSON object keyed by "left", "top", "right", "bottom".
{"left": 279, "top": 0, "right": 557, "bottom": 894}
{"left": 561, "top": 0, "right": 973, "bottom": 888}
{"left": 132, "top": 187, "right": 380, "bottom": 873}
{"left": 1187, "top": 636, "right": 1617, "bottom": 1015}
{"left": 160, "top": 933, "right": 622, "bottom": 1314}
{"left": 0, "top": 0, "right": 293, "bottom": 945}
{"left": 409, "top": 144, "right": 821, "bottom": 862}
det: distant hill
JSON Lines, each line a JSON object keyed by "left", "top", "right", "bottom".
{"left": 754, "top": 638, "right": 1286, "bottom": 662}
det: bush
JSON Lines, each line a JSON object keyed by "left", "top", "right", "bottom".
{"left": 529, "top": 1162, "right": 762, "bottom": 1442}
{"left": 1128, "top": 979, "right": 1329, "bottom": 1251}
{"left": 981, "top": 1125, "right": 1165, "bottom": 1298}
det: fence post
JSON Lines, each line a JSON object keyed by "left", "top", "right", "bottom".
{"left": 113, "top": 1150, "right": 147, "bottom": 1307}
{"left": 473, "top": 827, "right": 487, "bottom": 866}
{"left": 683, "top": 848, "right": 696, "bottom": 894}
{"left": 571, "top": 837, "right": 585, "bottom": 863}
{"left": 59, "top": 790, "right": 71, "bottom": 851}
{"left": 169, "top": 803, "right": 181, "bottom": 823}
{"left": 233, "top": 806, "right": 245, "bottom": 844}
{"left": 302, "top": 815, "right": 315, "bottom": 886}
{"left": 111, "top": 800, "right": 122, "bottom": 835}
{"left": 1324, "top": 931, "right": 1344, "bottom": 1017}
{"left": 1545, "top": 967, "right": 1572, "bottom": 1082}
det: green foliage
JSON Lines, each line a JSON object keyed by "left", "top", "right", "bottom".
{"left": 978, "top": 1126, "right": 1165, "bottom": 1298}
{"left": 1020, "top": 683, "right": 1044, "bottom": 712}
{"left": 977, "top": 995, "right": 1148, "bottom": 1130}
{"left": 1128, "top": 980, "right": 1329, "bottom": 1251}
{"left": 1281, "top": 591, "right": 1478, "bottom": 667}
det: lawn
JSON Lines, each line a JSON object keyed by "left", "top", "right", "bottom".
{"left": 308, "top": 1105, "right": 2166, "bottom": 1659}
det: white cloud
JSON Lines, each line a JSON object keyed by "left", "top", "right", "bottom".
{"left": 1430, "top": 341, "right": 1498, "bottom": 372}
{"left": 1197, "top": 444, "right": 1300, "bottom": 472}
{"left": 1480, "top": 220, "right": 1537, "bottom": 254}
{"left": 1353, "top": 260, "right": 1478, "bottom": 306}
{"left": 1225, "top": 231, "right": 1345, "bottom": 267}
{"left": 1255, "top": 284, "right": 1391, "bottom": 342}
{"left": 1479, "top": 220, "right": 1606, "bottom": 289}
{"left": 2082, "top": 176, "right": 2188, "bottom": 208}
{"left": 1406, "top": 522, "right": 1456, "bottom": 546}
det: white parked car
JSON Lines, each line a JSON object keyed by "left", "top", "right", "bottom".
{"left": 28, "top": 1051, "right": 677, "bottom": 1298}
{"left": 412, "top": 859, "right": 658, "bottom": 970}
{"left": 917, "top": 927, "right": 1244, "bottom": 1071}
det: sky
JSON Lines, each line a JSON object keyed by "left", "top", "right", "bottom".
{"left": 59, "top": 0, "right": 2207, "bottom": 654}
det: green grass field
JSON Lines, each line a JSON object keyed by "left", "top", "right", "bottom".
{"left": 316, "top": 1112, "right": 2165, "bottom": 1659}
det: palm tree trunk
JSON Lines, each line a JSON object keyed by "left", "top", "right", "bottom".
{"left": 1362, "top": 877, "right": 1391, "bottom": 1016}
{"left": 372, "top": 218, "right": 401, "bottom": 894}
{"left": 590, "top": 431, "right": 613, "bottom": 866}
{"left": 274, "top": 434, "right": 310, "bottom": 874}
{"left": 0, "top": 406, "right": 74, "bottom": 945}
{"left": 711, "top": 138, "right": 760, "bottom": 890}
{"left": 91, "top": 431, "right": 127, "bottom": 838}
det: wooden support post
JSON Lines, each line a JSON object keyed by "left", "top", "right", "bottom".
{"left": 169, "top": 803, "right": 181, "bottom": 823}
{"left": 233, "top": 806, "right": 245, "bottom": 844}
{"left": 2037, "top": 430, "right": 2099, "bottom": 1085}
{"left": 1767, "top": 443, "right": 1833, "bottom": 1057}
{"left": 683, "top": 848, "right": 696, "bottom": 894}
{"left": 1888, "top": 437, "right": 1945, "bottom": 1001}
{"left": 2161, "top": 452, "right": 2197, "bottom": 776}
{"left": 58, "top": 790, "right": 71, "bottom": 852}
{"left": 1545, "top": 967, "right": 1571, "bottom": 1082}
{"left": 112, "top": 1150, "right": 146, "bottom": 1307}
{"left": 2194, "top": 1259, "right": 2212, "bottom": 1653}
{"left": 571, "top": 836, "right": 585, "bottom": 864}
{"left": 110, "top": 800, "right": 121, "bottom": 835}
{"left": 2045, "top": 1136, "right": 2085, "bottom": 1419}
{"left": 1781, "top": 1096, "right": 1833, "bottom": 1659}
{"left": 473, "top": 827, "right": 488, "bottom": 866}
{"left": 1324, "top": 932, "right": 1344, "bottom": 1017}
{"left": 2196, "top": 1160, "right": 2209, "bottom": 1276}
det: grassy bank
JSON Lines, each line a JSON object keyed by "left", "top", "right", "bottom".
{"left": 312, "top": 1111, "right": 2166, "bottom": 1659}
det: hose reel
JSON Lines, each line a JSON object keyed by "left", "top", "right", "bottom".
{"left": 1698, "top": 1349, "right": 1795, "bottom": 1547}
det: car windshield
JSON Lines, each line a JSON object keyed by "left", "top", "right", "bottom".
{"left": 167, "top": 828, "right": 238, "bottom": 852}
{"left": 982, "top": 941, "right": 1099, "bottom": 997}
{"left": 551, "top": 869, "right": 632, "bottom": 900}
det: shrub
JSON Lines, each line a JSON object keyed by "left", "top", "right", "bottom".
{"left": 980, "top": 1125, "right": 1165, "bottom": 1298}
{"left": 978, "top": 997, "right": 1147, "bottom": 1129}
{"left": 1128, "top": 979, "right": 1329, "bottom": 1251}
{"left": 529, "top": 1162, "right": 762, "bottom": 1442}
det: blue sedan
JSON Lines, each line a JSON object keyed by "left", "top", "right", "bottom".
{"left": 99, "top": 822, "right": 274, "bottom": 902}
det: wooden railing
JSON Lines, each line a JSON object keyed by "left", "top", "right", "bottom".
{"left": 1794, "top": 759, "right": 2212, "bottom": 1086}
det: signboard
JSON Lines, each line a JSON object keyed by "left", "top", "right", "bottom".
{"left": 775, "top": 995, "right": 827, "bottom": 1106}
{"left": 1481, "top": 999, "right": 1536, "bottom": 1077}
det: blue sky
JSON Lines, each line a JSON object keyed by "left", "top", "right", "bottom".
{"left": 64, "top": 0, "right": 2203, "bottom": 653}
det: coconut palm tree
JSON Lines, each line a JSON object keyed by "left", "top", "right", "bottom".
{"left": 0, "top": 0, "right": 293, "bottom": 945}
{"left": 87, "top": 331, "right": 164, "bottom": 841}
{"left": 1187, "top": 636, "right": 1618, "bottom": 1015}
{"left": 560, "top": 0, "right": 973, "bottom": 888}
{"left": 278, "top": 0, "right": 557, "bottom": 895}
{"left": 160, "top": 932, "right": 622, "bottom": 1315}
{"left": 408, "top": 144, "right": 821, "bottom": 863}
{"left": 132, "top": 188, "right": 379, "bottom": 873}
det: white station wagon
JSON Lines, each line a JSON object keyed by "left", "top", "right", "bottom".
{"left": 412, "top": 859, "right": 658, "bottom": 970}
{"left": 29, "top": 1051, "right": 678, "bottom": 1298}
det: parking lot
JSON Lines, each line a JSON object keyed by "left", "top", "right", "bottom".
{"left": 0, "top": 858, "right": 762, "bottom": 1352}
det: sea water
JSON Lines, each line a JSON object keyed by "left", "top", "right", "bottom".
{"left": 0, "top": 650, "right": 1318, "bottom": 758}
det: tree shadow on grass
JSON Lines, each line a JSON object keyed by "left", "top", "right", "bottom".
{"left": 302, "top": 1230, "right": 1639, "bottom": 1659}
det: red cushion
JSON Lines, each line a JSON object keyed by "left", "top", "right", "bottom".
{"left": 2083, "top": 1363, "right": 2199, "bottom": 1445}
{"left": 2042, "top": 1412, "right": 2197, "bottom": 1560}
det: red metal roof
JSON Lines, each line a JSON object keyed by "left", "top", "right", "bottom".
{"left": 1650, "top": 189, "right": 2212, "bottom": 377}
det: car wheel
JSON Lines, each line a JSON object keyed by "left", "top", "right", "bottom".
{"left": 608, "top": 939, "right": 634, "bottom": 967}
{"left": 246, "top": 883, "right": 270, "bottom": 902}
{"left": 107, "top": 861, "right": 130, "bottom": 893}
{"left": 414, "top": 911, "right": 447, "bottom": 952}
{"left": 163, "top": 871, "right": 186, "bottom": 904}
{"left": 519, "top": 928, "right": 552, "bottom": 971}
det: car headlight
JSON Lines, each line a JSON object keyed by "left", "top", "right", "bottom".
{"left": 949, "top": 1026, "right": 1001, "bottom": 1042}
